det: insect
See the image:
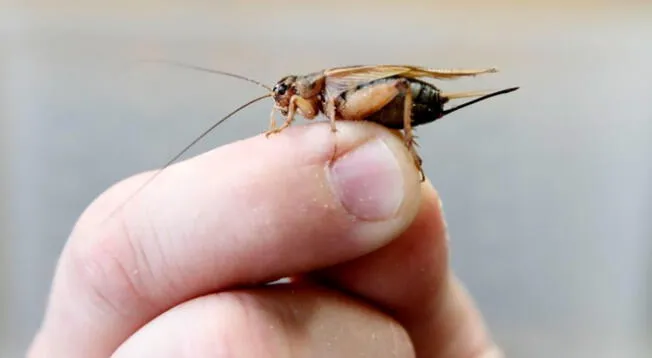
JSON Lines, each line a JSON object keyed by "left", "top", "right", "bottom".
{"left": 262, "top": 65, "right": 519, "bottom": 180}
{"left": 105, "top": 60, "right": 518, "bottom": 221}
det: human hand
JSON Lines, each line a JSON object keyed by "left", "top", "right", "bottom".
{"left": 28, "top": 121, "right": 502, "bottom": 357}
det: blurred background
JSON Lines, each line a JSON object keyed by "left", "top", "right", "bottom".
{"left": 2, "top": 1, "right": 651, "bottom": 357}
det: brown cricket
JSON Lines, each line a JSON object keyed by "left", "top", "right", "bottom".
{"left": 264, "top": 65, "right": 519, "bottom": 180}
{"left": 106, "top": 61, "right": 518, "bottom": 220}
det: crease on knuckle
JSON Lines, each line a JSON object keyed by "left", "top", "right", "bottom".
{"left": 67, "top": 218, "right": 158, "bottom": 317}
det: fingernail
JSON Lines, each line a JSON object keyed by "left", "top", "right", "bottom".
{"left": 329, "top": 138, "right": 405, "bottom": 221}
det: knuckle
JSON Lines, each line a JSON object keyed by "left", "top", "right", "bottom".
{"left": 60, "top": 170, "right": 176, "bottom": 316}
{"left": 65, "top": 216, "right": 157, "bottom": 317}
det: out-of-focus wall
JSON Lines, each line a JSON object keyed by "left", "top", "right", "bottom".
{"left": 2, "top": 1, "right": 652, "bottom": 357}
{"left": 1, "top": 37, "right": 10, "bottom": 356}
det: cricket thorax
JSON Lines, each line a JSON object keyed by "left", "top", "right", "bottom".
{"left": 294, "top": 72, "right": 326, "bottom": 98}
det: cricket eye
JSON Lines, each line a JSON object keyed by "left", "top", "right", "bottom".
{"left": 275, "top": 83, "right": 288, "bottom": 96}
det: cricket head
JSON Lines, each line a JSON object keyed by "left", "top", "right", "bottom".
{"left": 272, "top": 75, "right": 298, "bottom": 115}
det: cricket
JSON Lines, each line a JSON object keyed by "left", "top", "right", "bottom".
{"left": 262, "top": 64, "right": 519, "bottom": 180}
{"left": 106, "top": 60, "right": 519, "bottom": 220}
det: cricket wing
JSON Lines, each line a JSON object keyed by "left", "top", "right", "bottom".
{"left": 323, "top": 65, "right": 412, "bottom": 100}
{"left": 323, "top": 65, "right": 499, "bottom": 99}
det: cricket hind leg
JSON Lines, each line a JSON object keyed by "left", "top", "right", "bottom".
{"left": 398, "top": 81, "right": 426, "bottom": 182}
{"left": 335, "top": 77, "right": 426, "bottom": 181}
{"left": 405, "top": 134, "right": 425, "bottom": 182}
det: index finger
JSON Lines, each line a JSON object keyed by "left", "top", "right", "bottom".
{"left": 28, "top": 121, "right": 423, "bottom": 357}
{"left": 312, "top": 182, "right": 502, "bottom": 357}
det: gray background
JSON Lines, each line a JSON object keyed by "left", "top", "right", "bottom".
{"left": 2, "top": 2, "right": 651, "bottom": 357}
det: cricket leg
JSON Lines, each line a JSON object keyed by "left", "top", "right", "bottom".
{"left": 406, "top": 141, "right": 424, "bottom": 182}
{"left": 336, "top": 78, "right": 425, "bottom": 180}
{"left": 336, "top": 80, "right": 405, "bottom": 120}
{"left": 329, "top": 80, "right": 403, "bottom": 166}
{"left": 268, "top": 106, "right": 278, "bottom": 132}
{"left": 265, "top": 96, "right": 318, "bottom": 138}
{"left": 329, "top": 113, "right": 338, "bottom": 133}
{"left": 400, "top": 82, "right": 425, "bottom": 181}
{"left": 330, "top": 80, "right": 406, "bottom": 133}
{"left": 324, "top": 100, "right": 339, "bottom": 133}
{"left": 265, "top": 97, "right": 298, "bottom": 137}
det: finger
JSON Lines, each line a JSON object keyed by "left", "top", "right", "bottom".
{"left": 28, "top": 121, "right": 422, "bottom": 358}
{"left": 112, "top": 285, "right": 415, "bottom": 358}
{"left": 311, "top": 181, "right": 502, "bottom": 357}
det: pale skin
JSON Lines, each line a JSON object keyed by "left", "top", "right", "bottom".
{"left": 28, "top": 120, "right": 503, "bottom": 357}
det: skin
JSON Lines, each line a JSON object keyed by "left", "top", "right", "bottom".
{"left": 28, "top": 120, "right": 503, "bottom": 358}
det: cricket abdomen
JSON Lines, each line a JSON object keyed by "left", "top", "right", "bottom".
{"left": 361, "top": 77, "right": 447, "bottom": 130}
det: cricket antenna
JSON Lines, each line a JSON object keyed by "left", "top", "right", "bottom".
{"left": 136, "top": 59, "right": 273, "bottom": 92}
{"left": 441, "top": 87, "right": 520, "bottom": 117}
{"left": 102, "top": 93, "right": 272, "bottom": 224}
